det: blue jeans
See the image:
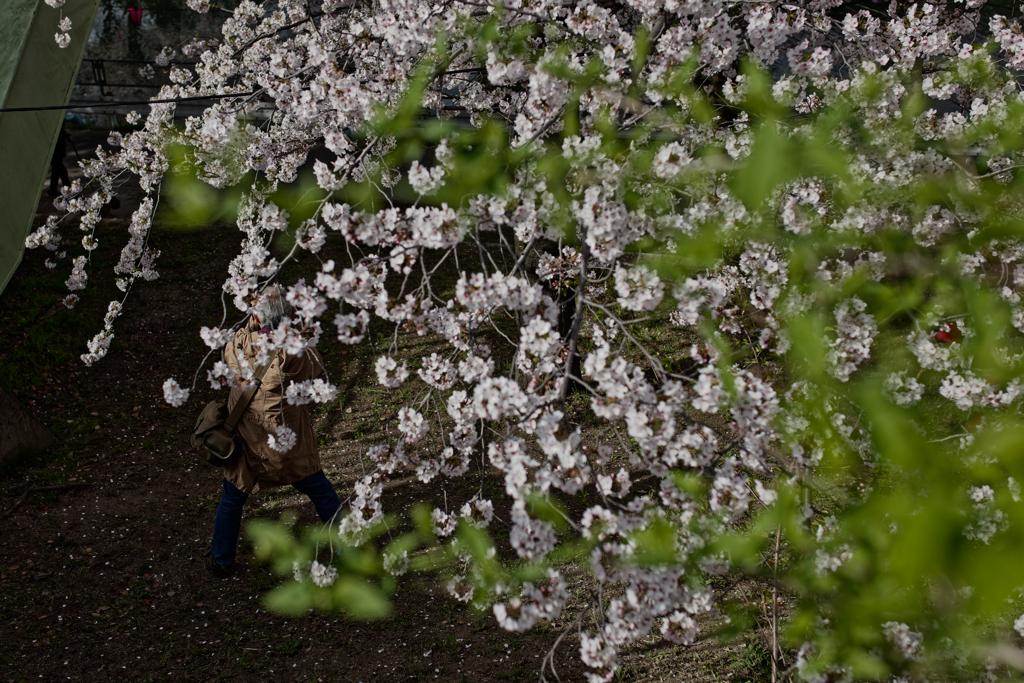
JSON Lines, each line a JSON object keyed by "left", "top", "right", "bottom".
{"left": 211, "top": 470, "right": 341, "bottom": 567}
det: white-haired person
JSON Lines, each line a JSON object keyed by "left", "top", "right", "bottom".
{"left": 207, "top": 286, "right": 340, "bottom": 578}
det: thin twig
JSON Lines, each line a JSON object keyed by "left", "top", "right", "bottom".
{"left": 559, "top": 238, "right": 590, "bottom": 413}
{"left": 540, "top": 595, "right": 595, "bottom": 683}
{"left": 771, "top": 525, "right": 781, "bottom": 683}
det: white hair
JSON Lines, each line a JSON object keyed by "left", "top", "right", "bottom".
{"left": 252, "top": 285, "right": 292, "bottom": 329}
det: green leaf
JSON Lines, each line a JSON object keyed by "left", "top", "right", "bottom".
{"left": 332, "top": 576, "right": 392, "bottom": 619}
{"left": 526, "top": 493, "right": 569, "bottom": 530}
{"left": 247, "top": 519, "right": 301, "bottom": 563}
{"left": 264, "top": 581, "right": 314, "bottom": 616}
{"left": 408, "top": 546, "right": 448, "bottom": 573}
{"left": 629, "top": 516, "right": 678, "bottom": 567}
{"left": 729, "top": 116, "right": 797, "bottom": 211}
{"left": 411, "top": 503, "right": 438, "bottom": 544}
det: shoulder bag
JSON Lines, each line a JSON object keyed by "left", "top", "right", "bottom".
{"left": 190, "top": 360, "right": 273, "bottom": 466}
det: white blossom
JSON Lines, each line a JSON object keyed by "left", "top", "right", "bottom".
{"left": 200, "top": 326, "right": 233, "bottom": 349}
{"left": 267, "top": 425, "right": 298, "bottom": 452}
{"left": 307, "top": 560, "right": 337, "bottom": 587}
{"left": 375, "top": 356, "right": 409, "bottom": 387}
{"left": 162, "top": 378, "right": 190, "bottom": 407}
{"left": 883, "top": 622, "right": 923, "bottom": 661}
{"left": 614, "top": 265, "right": 664, "bottom": 312}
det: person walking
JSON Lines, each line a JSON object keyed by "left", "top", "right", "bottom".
{"left": 48, "top": 124, "right": 71, "bottom": 197}
{"left": 207, "top": 286, "right": 341, "bottom": 578}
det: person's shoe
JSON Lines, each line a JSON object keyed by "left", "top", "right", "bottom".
{"left": 206, "top": 556, "right": 232, "bottom": 579}
{"left": 47, "top": 188, "right": 58, "bottom": 198}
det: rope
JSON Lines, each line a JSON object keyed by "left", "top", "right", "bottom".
{"left": 0, "top": 91, "right": 259, "bottom": 113}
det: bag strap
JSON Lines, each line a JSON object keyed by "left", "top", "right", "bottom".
{"left": 223, "top": 356, "right": 275, "bottom": 432}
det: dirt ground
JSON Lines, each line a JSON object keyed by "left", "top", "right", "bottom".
{"left": 0, "top": 129, "right": 762, "bottom": 683}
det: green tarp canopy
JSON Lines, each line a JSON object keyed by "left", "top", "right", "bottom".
{"left": 0, "top": 0, "right": 99, "bottom": 296}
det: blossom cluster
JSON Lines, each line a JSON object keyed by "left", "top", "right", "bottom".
{"left": 33, "top": 0, "right": 1024, "bottom": 679}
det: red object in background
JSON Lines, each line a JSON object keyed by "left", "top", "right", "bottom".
{"left": 128, "top": 6, "right": 143, "bottom": 25}
{"left": 934, "top": 321, "right": 963, "bottom": 344}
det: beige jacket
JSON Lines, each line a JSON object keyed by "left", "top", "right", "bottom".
{"left": 222, "top": 319, "right": 324, "bottom": 493}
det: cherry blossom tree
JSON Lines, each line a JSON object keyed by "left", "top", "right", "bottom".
{"left": 29, "top": 0, "right": 1024, "bottom": 680}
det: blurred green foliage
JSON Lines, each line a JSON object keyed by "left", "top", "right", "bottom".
{"left": 233, "top": 49, "right": 1024, "bottom": 681}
